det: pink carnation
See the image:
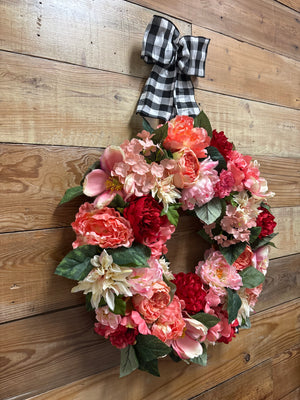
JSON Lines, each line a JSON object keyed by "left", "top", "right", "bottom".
{"left": 71, "top": 203, "right": 134, "bottom": 249}
{"left": 151, "top": 296, "right": 186, "bottom": 342}
{"left": 196, "top": 250, "right": 243, "bottom": 295}
{"left": 214, "top": 170, "right": 235, "bottom": 198}
{"left": 181, "top": 158, "right": 219, "bottom": 210}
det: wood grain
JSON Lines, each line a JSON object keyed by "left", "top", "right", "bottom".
{"left": 1, "top": 51, "right": 299, "bottom": 156}
{"left": 16, "top": 299, "right": 299, "bottom": 400}
{"left": 193, "top": 25, "right": 300, "bottom": 109}
{"left": 272, "top": 345, "right": 300, "bottom": 400}
{"left": 279, "top": 388, "right": 300, "bottom": 400}
{"left": 1, "top": 145, "right": 298, "bottom": 234}
{"left": 129, "top": 0, "right": 300, "bottom": 61}
{"left": 276, "top": 0, "right": 300, "bottom": 12}
{"left": 0, "top": 0, "right": 190, "bottom": 78}
{"left": 191, "top": 360, "right": 273, "bottom": 400}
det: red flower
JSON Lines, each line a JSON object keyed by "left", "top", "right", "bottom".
{"left": 256, "top": 206, "right": 276, "bottom": 238}
{"left": 173, "top": 272, "right": 207, "bottom": 315}
{"left": 210, "top": 130, "right": 233, "bottom": 160}
{"left": 109, "top": 326, "right": 138, "bottom": 349}
{"left": 217, "top": 319, "right": 239, "bottom": 344}
{"left": 123, "top": 195, "right": 175, "bottom": 257}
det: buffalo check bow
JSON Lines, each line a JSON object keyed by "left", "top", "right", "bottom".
{"left": 136, "top": 15, "right": 210, "bottom": 121}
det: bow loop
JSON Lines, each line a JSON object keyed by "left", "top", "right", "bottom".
{"left": 141, "top": 15, "right": 180, "bottom": 67}
{"left": 137, "top": 16, "right": 210, "bottom": 121}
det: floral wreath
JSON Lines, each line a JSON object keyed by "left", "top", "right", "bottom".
{"left": 56, "top": 112, "right": 277, "bottom": 377}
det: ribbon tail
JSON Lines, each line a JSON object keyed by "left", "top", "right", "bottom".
{"left": 174, "top": 73, "right": 200, "bottom": 117}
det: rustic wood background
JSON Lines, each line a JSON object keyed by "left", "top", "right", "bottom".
{"left": 0, "top": 0, "right": 299, "bottom": 399}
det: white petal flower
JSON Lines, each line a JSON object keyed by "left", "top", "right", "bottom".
{"left": 71, "top": 250, "right": 133, "bottom": 310}
{"left": 158, "top": 257, "right": 174, "bottom": 281}
{"left": 152, "top": 175, "right": 181, "bottom": 212}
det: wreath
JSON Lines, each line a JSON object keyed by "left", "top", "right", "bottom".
{"left": 55, "top": 112, "right": 277, "bottom": 377}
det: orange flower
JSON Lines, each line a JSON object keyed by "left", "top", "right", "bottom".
{"left": 163, "top": 115, "right": 210, "bottom": 158}
{"left": 233, "top": 245, "right": 253, "bottom": 271}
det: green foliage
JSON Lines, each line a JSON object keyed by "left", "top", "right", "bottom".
{"left": 59, "top": 186, "right": 83, "bottom": 205}
{"left": 239, "top": 266, "right": 265, "bottom": 288}
{"left": 197, "top": 229, "right": 213, "bottom": 244}
{"left": 151, "top": 122, "right": 169, "bottom": 145}
{"left": 142, "top": 117, "right": 154, "bottom": 133}
{"left": 108, "top": 194, "right": 128, "bottom": 212}
{"left": 120, "top": 345, "right": 139, "bottom": 377}
{"left": 195, "top": 197, "right": 224, "bottom": 225}
{"left": 55, "top": 245, "right": 99, "bottom": 281}
{"left": 112, "top": 297, "right": 127, "bottom": 315}
{"left": 206, "top": 146, "right": 227, "bottom": 172}
{"left": 193, "top": 111, "right": 212, "bottom": 137}
{"left": 190, "top": 344, "right": 207, "bottom": 366}
{"left": 252, "top": 233, "right": 278, "bottom": 251}
{"left": 191, "top": 312, "right": 220, "bottom": 329}
{"left": 163, "top": 276, "right": 177, "bottom": 304}
{"left": 106, "top": 244, "right": 151, "bottom": 268}
{"left": 226, "top": 288, "right": 242, "bottom": 323}
{"left": 249, "top": 226, "right": 262, "bottom": 244}
{"left": 161, "top": 203, "right": 181, "bottom": 227}
{"left": 220, "top": 242, "right": 247, "bottom": 265}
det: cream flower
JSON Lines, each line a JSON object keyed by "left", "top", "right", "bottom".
{"left": 236, "top": 289, "right": 252, "bottom": 325}
{"left": 71, "top": 250, "right": 133, "bottom": 310}
{"left": 151, "top": 175, "right": 181, "bottom": 212}
{"left": 158, "top": 257, "right": 174, "bottom": 281}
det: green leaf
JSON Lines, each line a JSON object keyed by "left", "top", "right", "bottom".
{"left": 59, "top": 186, "right": 83, "bottom": 205}
{"left": 206, "top": 146, "right": 227, "bottom": 172}
{"left": 80, "top": 160, "right": 101, "bottom": 185}
{"left": 249, "top": 226, "right": 262, "bottom": 244}
{"left": 239, "top": 266, "right": 265, "bottom": 288}
{"left": 106, "top": 244, "right": 151, "bottom": 268}
{"left": 193, "top": 111, "right": 212, "bottom": 137}
{"left": 55, "top": 245, "right": 99, "bottom": 280}
{"left": 120, "top": 345, "right": 139, "bottom": 377}
{"left": 161, "top": 204, "right": 181, "bottom": 227}
{"left": 240, "top": 316, "right": 251, "bottom": 329}
{"left": 134, "top": 335, "right": 172, "bottom": 362}
{"left": 252, "top": 233, "right": 278, "bottom": 251}
{"left": 195, "top": 197, "right": 223, "bottom": 225}
{"left": 260, "top": 202, "right": 271, "bottom": 212}
{"left": 112, "top": 297, "right": 126, "bottom": 315}
{"left": 163, "top": 276, "right": 177, "bottom": 304}
{"left": 190, "top": 344, "right": 207, "bottom": 366}
{"left": 220, "top": 242, "right": 247, "bottom": 265}
{"left": 138, "top": 358, "right": 160, "bottom": 377}
{"left": 151, "top": 123, "right": 168, "bottom": 145}
{"left": 108, "top": 194, "right": 128, "bottom": 210}
{"left": 169, "top": 350, "right": 182, "bottom": 363}
{"left": 197, "top": 229, "right": 213, "bottom": 244}
{"left": 142, "top": 117, "right": 154, "bottom": 134}
{"left": 226, "top": 288, "right": 242, "bottom": 323}
{"left": 191, "top": 312, "right": 220, "bottom": 329}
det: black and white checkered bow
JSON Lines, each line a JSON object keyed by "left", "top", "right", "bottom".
{"left": 136, "top": 15, "right": 210, "bottom": 121}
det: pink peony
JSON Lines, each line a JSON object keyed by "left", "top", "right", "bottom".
{"left": 181, "top": 157, "right": 219, "bottom": 210}
{"left": 172, "top": 148, "right": 200, "bottom": 189}
{"left": 151, "top": 296, "right": 186, "bottom": 342}
{"left": 196, "top": 250, "right": 243, "bottom": 295}
{"left": 171, "top": 318, "right": 207, "bottom": 359}
{"left": 132, "top": 281, "right": 170, "bottom": 323}
{"left": 83, "top": 146, "right": 125, "bottom": 208}
{"left": 71, "top": 203, "right": 134, "bottom": 249}
{"left": 200, "top": 305, "right": 233, "bottom": 344}
{"left": 163, "top": 115, "right": 211, "bottom": 158}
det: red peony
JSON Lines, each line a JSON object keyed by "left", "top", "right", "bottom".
{"left": 173, "top": 272, "right": 207, "bottom": 314}
{"left": 256, "top": 206, "right": 276, "bottom": 238}
{"left": 210, "top": 130, "right": 233, "bottom": 160}
{"left": 123, "top": 195, "right": 175, "bottom": 257}
{"left": 71, "top": 203, "right": 134, "bottom": 249}
{"left": 109, "top": 325, "right": 138, "bottom": 349}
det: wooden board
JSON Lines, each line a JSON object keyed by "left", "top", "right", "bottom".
{"left": 1, "top": 51, "right": 299, "bottom": 156}
{"left": 272, "top": 345, "right": 300, "bottom": 400}
{"left": 13, "top": 299, "right": 299, "bottom": 400}
{"left": 191, "top": 360, "right": 273, "bottom": 400}
{"left": 193, "top": 25, "right": 300, "bottom": 109}
{"left": 280, "top": 388, "right": 300, "bottom": 400}
{"left": 0, "top": 219, "right": 298, "bottom": 323}
{"left": 1, "top": 144, "right": 298, "bottom": 234}
{"left": 129, "top": 0, "right": 300, "bottom": 61}
{"left": 276, "top": 0, "right": 300, "bottom": 12}
{"left": 0, "top": 0, "right": 190, "bottom": 78}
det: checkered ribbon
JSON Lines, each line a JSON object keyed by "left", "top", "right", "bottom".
{"left": 136, "top": 15, "right": 210, "bottom": 121}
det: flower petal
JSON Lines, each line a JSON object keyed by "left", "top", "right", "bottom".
{"left": 83, "top": 169, "right": 108, "bottom": 197}
{"left": 101, "top": 146, "right": 125, "bottom": 174}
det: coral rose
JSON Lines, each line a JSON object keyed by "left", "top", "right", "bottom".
{"left": 71, "top": 203, "right": 134, "bottom": 249}
{"left": 233, "top": 245, "right": 253, "bottom": 271}
{"left": 132, "top": 281, "right": 170, "bottom": 323}
{"left": 172, "top": 148, "right": 200, "bottom": 189}
{"left": 163, "top": 115, "right": 210, "bottom": 158}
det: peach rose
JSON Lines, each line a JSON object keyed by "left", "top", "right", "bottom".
{"left": 132, "top": 281, "right": 170, "bottom": 323}
{"left": 172, "top": 148, "right": 200, "bottom": 189}
{"left": 233, "top": 245, "right": 253, "bottom": 271}
{"left": 163, "top": 115, "right": 210, "bottom": 158}
{"left": 151, "top": 295, "right": 186, "bottom": 342}
{"left": 71, "top": 203, "right": 134, "bottom": 249}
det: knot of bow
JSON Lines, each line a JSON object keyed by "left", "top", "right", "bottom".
{"left": 136, "top": 15, "right": 210, "bottom": 121}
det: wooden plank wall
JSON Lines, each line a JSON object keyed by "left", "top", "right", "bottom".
{"left": 0, "top": 0, "right": 299, "bottom": 399}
